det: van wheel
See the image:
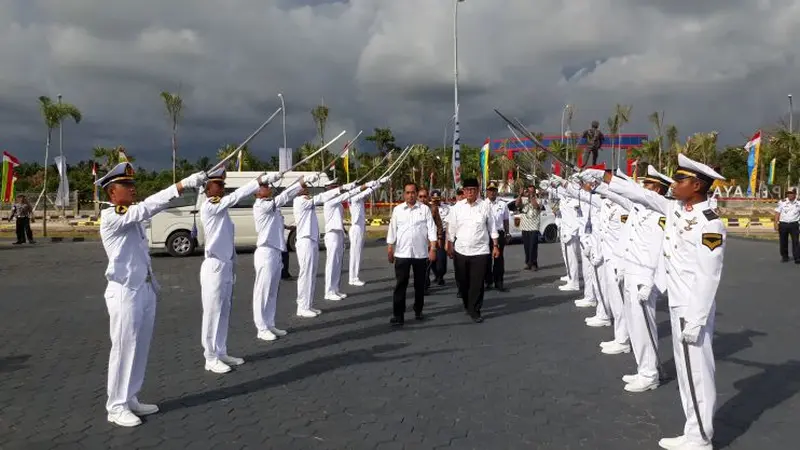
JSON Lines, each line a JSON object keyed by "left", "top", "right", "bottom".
{"left": 543, "top": 224, "right": 559, "bottom": 243}
{"left": 286, "top": 229, "right": 297, "bottom": 252}
{"left": 167, "top": 230, "right": 195, "bottom": 257}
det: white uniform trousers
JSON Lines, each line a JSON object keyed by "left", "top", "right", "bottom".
{"left": 623, "top": 274, "right": 659, "bottom": 383}
{"left": 563, "top": 237, "right": 580, "bottom": 287}
{"left": 579, "top": 245, "right": 597, "bottom": 301}
{"left": 200, "top": 257, "right": 234, "bottom": 362}
{"left": 253, "top": 247, "right": 282, "bottom": 331}
{"left": 324, "top": 230, "right": 344, "bottom": 295}
{"left": 592, "top": 261, "right": 611, "bottom": 321}
{"left": 105, "top": 280, "right": 156, "bottom": 414}
{"left": 602, "top": 258, "right": 629, "bottom": 344}
{"left": 296, "top": 237, "right": 319, "bottom": 310}
{"left": 348, "top": 225, "right": 365, "bottom": 283}
{"left": 670, "top": 305, "right": 716, "bottom": 445}
{"left": 560, "top": 237, "right": 568, "bottom": 276}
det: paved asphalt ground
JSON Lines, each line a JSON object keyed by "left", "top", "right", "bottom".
{"left": 0, "top": 237, "right": 797, "bottom": 449}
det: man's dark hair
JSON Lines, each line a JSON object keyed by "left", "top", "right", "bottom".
{"left": 404, "top": 182, "right": 418, "bottom": 192}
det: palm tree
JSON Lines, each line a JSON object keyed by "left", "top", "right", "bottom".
{"left": 92, "top": 146, "right": 136, "bottom": 171}
{"left": 606, "top": 115, "right": 619, "bottom": 169}
{"left": 665, "top": 124, "right": 680, "bottom": 175}
{"left": 365, "top": 128, "right": 397, "bottom": 155}
{"left": 216, "top": 144, "right": 254, "bottom": 171}
{"left": 311, "top": 102, "right": 329, "bottom": 171}
{"left": 769, "top": 127, "right": 800, "bottom": 186}
{"left": 160, "top": 91, "right": 183, "bottom": 183}
{"left": 615, "top": 104, "right": 633, "bottom": 169}
{"left": 39, "top": 95, "right": 81, "bottom": 236}
{"left": 648, "top": 111, "right": 664, "bottom": 170}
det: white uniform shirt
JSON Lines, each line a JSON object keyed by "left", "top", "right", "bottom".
{"left": 253, "top": 183, "right": 303, "bottom": 252}
{"left": 100, "top": 185, "right": 179, "bottom": 290}
{"left": 324, "top": 189, "right": 353, "bottom": 233}
{"left": 447, "top": 198, "right": 499, "bottom": 256}
{"left": 201, "top": 179, "right": 260, "bottom": 261}
{"left": 348, "top": 186, "right": 377, "bottom": 228}
{"left": 293, "top": 187, "right": 343, "bottom": 242}
{"left": 776, "top": 198, "right": 800, "bottom": 223}
{"left": 386, "top": 202, "right": 437, "bottom": 259}
{"left": 488, "top": 198, "right": 510, "bottom": 232}
{"left": 609, "top": 178, "right": 726, "bottom": 328}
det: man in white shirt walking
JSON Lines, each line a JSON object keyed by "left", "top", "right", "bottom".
{"left": 446, "top": 178, "right": 500, "bottom": 323}
{"left": 252, "top": 174, "right": 316, "bottom": 342}
{"left": 386, "top": 182, "right": 438, "bottom": 326}
{"left": 774, "top": 188, "right": 800, "bottom": 263}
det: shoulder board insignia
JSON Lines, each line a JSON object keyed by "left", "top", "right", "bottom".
{"left": 658, "top": 216, "right": 666, "bottom": 230}
{"left": 701, "top": 232, "right": 723, "bottom": 251}
{"left": 208, "top": 196, "right": 221, "bottom": 204}
{"left": 703, "top": 209, "right": 719, "bottom": 221}
{"left": 620, "top": 215, "right": 628, "bottom": 223}
{"left": 115, "top": 205, "right": 128, "bottom": 215}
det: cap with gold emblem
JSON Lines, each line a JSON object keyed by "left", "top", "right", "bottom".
{"left": 486, "top": 182, "right": 498, "bottom": 191}
{"left": 673, "top": 154, "right": 725, "bottom": 184}
{"left": 206, "top": 167, "right": 226, "bottom": 183}
{"left": 95, "top": 162, "right": 135, "bottom": 189}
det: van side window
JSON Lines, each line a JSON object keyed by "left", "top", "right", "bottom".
{"left": 166, "top": 190, "right": 198, "bottom": 209}
{"left": 226, "top": 188, "right": 256, "bottom": 208}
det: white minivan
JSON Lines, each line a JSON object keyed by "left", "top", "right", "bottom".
{"left": 145, "top": 171, "right": 332, "bottom": 256}
{"left": 501, "top": 194, "right": 559, "bottom": 243}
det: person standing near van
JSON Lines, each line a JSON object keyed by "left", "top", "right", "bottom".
{"left": 293, "top": 178, "right": 355, "bottom": 317}
{"left": 252, "top": 174, "right": 315, "bottom": 342}
{"left": 199, "top": 167, "right": 278, "bottom": 374}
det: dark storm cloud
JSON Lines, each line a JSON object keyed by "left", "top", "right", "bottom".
{"left": 1, "top": 0, "right": 800, "bottom": 168}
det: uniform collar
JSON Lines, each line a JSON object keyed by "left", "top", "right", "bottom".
{"left": 402, "top": 201, "right": 420, "bottom": 210}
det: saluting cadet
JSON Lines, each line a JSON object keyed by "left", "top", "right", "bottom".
{"left": 606, "top": 154, "right": 726, "bottom": 450}
{"left": 551, "top": 178, "right": 581, "bottom": 292}
{"left": 322, "top": 180, "right": 359, "bottom": 301}
{"left": 560, "top": 178, "right": 600, "bottom": 309}
{"left": 252, "top": 174, "right": 317, "bottom": 342}
{"left": 200, "top": 168, "right": 278, "bottom": 374}
{"left": 589, "top": 166, "right": 672, "bottom": 392}
{"left": 348, "top": 177, "right": 387, "bottom": 286}
{"left": 293, "top": 179, "right": 355, "bottom": 317}
{"left": 774, "top": 188, "right": 800, "bottom": 263}
{"left": 484, "top": 182, "right": 510, "bottom": 291}
{"left": 97, "top": 162, "right": 205, "bottom": 427}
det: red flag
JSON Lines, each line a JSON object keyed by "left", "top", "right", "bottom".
{"left": 91, "top": 161, "right": 97, "bottom": 177}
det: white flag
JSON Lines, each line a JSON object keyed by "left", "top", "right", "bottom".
{"left": 54, "top": 155, "right": 70, "bottom": 208}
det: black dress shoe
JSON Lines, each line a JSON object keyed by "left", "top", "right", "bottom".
{"left": 457, "top": 291, "right": 462, "bottom": 298}
{"left": 497, "top": 286, "right": 509, "bottom": 292}
{"left": 390, "top": 316, "right": 404, "bottom": 326}
{"left": 415, "top": 312, "right": 424, "bottom": 321}
{"left": 472, "top": 316, "right": 484, "bottom": 323}
{"left": 437, "top": 278, "right": 445, "bottom": 286}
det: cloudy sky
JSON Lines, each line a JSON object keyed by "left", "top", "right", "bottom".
{"left": 2, "top": 0, "right": 798, "bottom": 168}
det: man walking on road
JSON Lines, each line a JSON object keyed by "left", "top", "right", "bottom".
{"left": 774, "top": 188, "right": 800, "bottom": 263}
{"left": 386, "top": 182, "right": 438, "bottom": 326}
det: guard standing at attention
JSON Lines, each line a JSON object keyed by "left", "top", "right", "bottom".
{"left": 97, "top": 162, "right": 205, "bottom": 427}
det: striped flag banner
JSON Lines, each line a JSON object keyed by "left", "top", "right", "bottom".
{"left": 2, "top": 151, "right": 21, "bottom": 203}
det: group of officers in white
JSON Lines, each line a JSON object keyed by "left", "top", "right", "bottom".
{"left": 547, "top": 153, "right": 726, "bottom": 450}
{"left": 95, "top": 150, "right": 726, "bottom": 450}
{"left": 96, "top": 161, "right": 387, "bottom": 427}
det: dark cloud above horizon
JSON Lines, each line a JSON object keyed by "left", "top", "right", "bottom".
{"left": 2, "top": 0, "right": 799, "bottom": 169}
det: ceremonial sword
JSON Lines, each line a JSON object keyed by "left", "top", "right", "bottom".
{"left": 637, "top": 284, "right": 667, "bottom": 381}
{"left": 679, "top": 317, "right": 709, "bottom": 441}
{"left": 355, "top": 150, "right": 394, "bottom": 184}
{"left": 206, "top": 107, "right": 283, "bottom": 175}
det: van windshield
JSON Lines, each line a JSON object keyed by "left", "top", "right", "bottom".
{"left": 165, "top": 190, "right": 198, "bottom": 209}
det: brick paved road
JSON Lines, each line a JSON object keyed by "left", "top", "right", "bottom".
{"left": 0, "top": 237, "right": 797, "bottom": 449}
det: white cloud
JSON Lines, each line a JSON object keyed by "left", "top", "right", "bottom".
{"left": 1, "top": 0, "right": 800, "bottom": 167}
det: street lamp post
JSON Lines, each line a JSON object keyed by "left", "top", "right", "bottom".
{"left": 789, "top": 94, "right": 794, "bottom": 190}
{"left": 443, "top": 114, "right": 456, "bottom": 194}
{"left": 58, "top": 94, "right": 63, "bottom": 217}
{"left": 278, "top": 93, "right": 287, "bottom": 151}
{"left": 451, "top": 0, "right": 465, "bottom": 190}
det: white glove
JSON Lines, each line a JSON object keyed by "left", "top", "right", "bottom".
{"left": 569, "top": 173, "right": 581, "bottom": 184}
{"left": 581, "top": 169, "right": 604, "bottom": 182}
{"left": 305, "top": 173, "right": 320, "bottom": 184}
{"left": 590, "top": 253, "right": 603, "bottom": 267}
{"left": 366, "top": 180, "right": 380, "bottom": 188}
{"left": 180, "top": 171, "right": 207, "bottom": 189}
{"left": 259, "top": 172, "right": 281, "bottom": 184}
{"left": 637, "top": 285, "right": 652, "bottom": 304}
{"left": 341, "top": 182, "right": 357, "bottom": 192}
{"left": 680, "top": 323, "right": 702, "bottom": 344}
{"left": 380, "top": 176, "right": 390, "bottom": 184}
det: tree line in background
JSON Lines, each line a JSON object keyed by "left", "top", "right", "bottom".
{"left": 13, "top": 95, "right": 800, "bottom": 208}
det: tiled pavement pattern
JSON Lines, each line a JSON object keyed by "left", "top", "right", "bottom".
{"left": 0, "top": 237, "right": 797, "bottom": 449}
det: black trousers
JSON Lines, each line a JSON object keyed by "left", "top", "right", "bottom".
{"left": 455, "top": 252, "right": 489, "bottom": 318}
{"left": 521, "top": 230, "right": 540, "bottom": 267}
{"left": 485, "top": 231, "right": 506, "bottom": 287}
{"left": 428, "top": 239, "right": 447, "bottom": 282}
{"left": 281, "top": 251, "right": 291, "bottom": 277}
{"left": 778, "top": 222, "right": 799, "bottom": 261}
{"left": 581, "top": 148, "right": 599, "bottom": 167}
{"left": 15, "top": 217, "right": 33, "bottom": 243}
{"left": 393, "top": 257, "right": 427, "bottom": 318}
